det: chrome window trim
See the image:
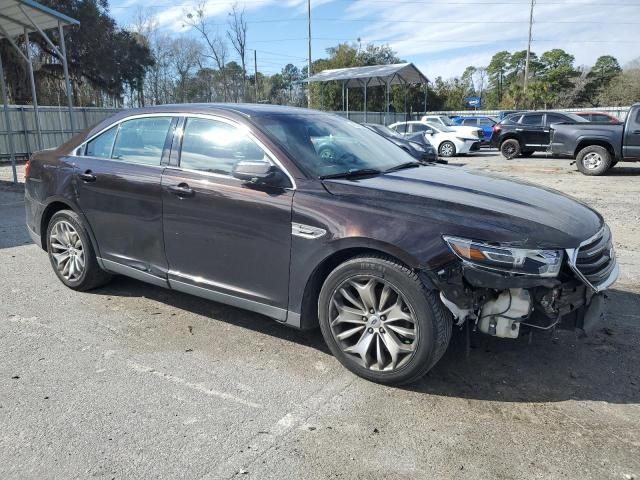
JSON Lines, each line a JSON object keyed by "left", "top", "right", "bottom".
{"left": 79, "top": 114, "right": 174, "bottom": 167}
{"left": 75, "top": 112, "right": 297, "bottom": 189}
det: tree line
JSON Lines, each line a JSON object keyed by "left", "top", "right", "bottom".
{"left": 1, "top": 0, "right": 638, "bottom": 111}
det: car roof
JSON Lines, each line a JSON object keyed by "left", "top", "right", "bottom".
{"left": 114, "top": 103, "right": 326, "bottom": 119}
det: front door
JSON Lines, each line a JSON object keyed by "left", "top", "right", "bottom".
{"left": 623, "top": 108, "right": 640, "bottom": 160}
{"left": 162, "top": 116, "right": 294, "bottom": 319}
{"left": 74, "top": 115, "right": 175, "bottom": 278}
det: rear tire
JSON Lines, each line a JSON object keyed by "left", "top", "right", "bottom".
{"left": 46, "top": 210, "right": 112, "bottom": 291}
{"left": 500, "top": 139, "right": 521, "bottom": 159}
{"left": 576, "top": 145, "right": 612, "bottom": 176}
{"left": 318, "top": 255, "right": 452, "bottom": 385}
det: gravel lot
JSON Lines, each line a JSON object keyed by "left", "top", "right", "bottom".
{"left": 1, "top": 153, "right": 639, "bottom": 480}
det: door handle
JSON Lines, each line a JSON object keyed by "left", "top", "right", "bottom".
{"left": 167, "top": 183, "right": 195, "bottom": 198}
{"left": 78, "top": 170, "right": 96, "bottom": 182}
{"left": 632, "top": 130, "right": 640, "bottom": 135}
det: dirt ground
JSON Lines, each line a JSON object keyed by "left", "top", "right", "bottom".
{"left": 1, "top": 153, "right": 639, "bottom": 480}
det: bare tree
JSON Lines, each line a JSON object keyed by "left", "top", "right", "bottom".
{"left": 170, "top": 36, "right": 201, "bottom": 103}
{"left": 474, "top": 67, "right": 487, "bottom": 104}
{"left": 185, "top": 2, "right": 230, "bottom": 101}
{"left": 227, "top": 3, "right": 248, "bottom": 101}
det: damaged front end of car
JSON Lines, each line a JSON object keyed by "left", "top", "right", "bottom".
{"left": 428, "top": 226, "right": 619, "bottom": 338}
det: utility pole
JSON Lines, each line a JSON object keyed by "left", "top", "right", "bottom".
{"left": 307, "top": 0, "right": 312, "bottom": 108}
{"left": 523, "top": 0, "right": 535, "bottom": 93}
{"left": 254, "top": 49, "right": 258, "bottom": 102}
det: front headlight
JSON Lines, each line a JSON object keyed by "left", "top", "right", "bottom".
{"left": 443, "top": 236, "right": 564, "bottom": 277}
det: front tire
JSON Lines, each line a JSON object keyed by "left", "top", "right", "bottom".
{"left": 576, "top": 145, "right": 612, "bottom": 176}
{"left": 438, "top": 141, "right": 456, "bottom": 157}
{"left": 318, "top": 255, "right": 452, "bottom": 385}
{"left": 500, "top": 139, "right": 521, "bottom": 159}
{"left": 46, "top": 210, "right": 111, "bottom": 291}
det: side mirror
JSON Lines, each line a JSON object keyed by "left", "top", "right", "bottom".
{"left": 232, "top": 159, "right": 289, "bottom": 188}
{"left": 425, "top": 129, "right": 434, "bottom": 135}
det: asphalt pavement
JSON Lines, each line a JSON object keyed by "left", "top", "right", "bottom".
{"left": 1, "top": 156, "right": 639, "bottom": 480}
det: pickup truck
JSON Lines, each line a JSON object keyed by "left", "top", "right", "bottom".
{"left": 550, "top": 103, "right": 640, "bottom": 175}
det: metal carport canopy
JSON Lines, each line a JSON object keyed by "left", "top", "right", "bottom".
{"left": 304, "top": 63, "right": 429, "bottom": 124}
{"left": 305, "top": 63, "right": 428, "bottom": 87}
{"left": 0, "top": 0, "right": 79, "bottom": 37}
{"left": 0, "top": 0, "right": 79, "bottom": 183}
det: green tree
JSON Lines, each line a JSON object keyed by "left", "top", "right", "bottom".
{"left": 579, "top": 55, "right": 622, "bottom": 106}
{"left": 538, "top": 49, "right": 578, "bottom": 100}
{"left": 486, "top": 51, "right": 511, "bottom": 106}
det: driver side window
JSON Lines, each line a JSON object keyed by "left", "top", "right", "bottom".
{"left": 179, "top": 118, "right": 268, "bottom": 175}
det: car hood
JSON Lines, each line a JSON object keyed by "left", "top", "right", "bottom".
{"left": 322, "top": 165, "right": 603, "bottom": 248}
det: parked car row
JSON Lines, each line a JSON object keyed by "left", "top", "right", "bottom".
{"left": 358, "top": 107, "right": 625, "bottom": 163}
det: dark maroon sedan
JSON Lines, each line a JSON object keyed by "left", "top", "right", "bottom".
{"left": 25, "top": 104, "right": 618, "bottom": 384}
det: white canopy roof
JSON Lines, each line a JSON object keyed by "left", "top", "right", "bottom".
{"left": 0, "top": 0, "right": 79, "bottom": 39}
{"left": 305, "top": 63, "right": 428, "bottom": 87}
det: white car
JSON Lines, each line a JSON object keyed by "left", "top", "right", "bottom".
{"left": 388, "top": 121, "right": 480, "bottom": 157}
{"left": 421, "top": 114, "right": 483, "bottom": 140}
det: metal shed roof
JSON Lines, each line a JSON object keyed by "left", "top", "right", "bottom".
{"left": 305, "top": 63, "right": 428, "bottom": 87}
{"left": 0, "top": 0, "right": 79, "bottom": 39}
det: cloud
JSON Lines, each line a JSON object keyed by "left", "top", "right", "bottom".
{"left": 345, "top": 0, "right": 639, "bottom": 78}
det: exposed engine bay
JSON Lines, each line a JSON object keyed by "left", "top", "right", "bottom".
{"left": 430, "top": 262, "right": 605, "bottom": 339}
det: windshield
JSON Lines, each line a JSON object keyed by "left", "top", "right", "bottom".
{"left": 374, "top": 124, "right": 403, "bottom": 138}
{"left": 439, "top": 116, "right": 455, "bottom": 126}
{"left": 253, "top": 113, "right": 416, "bottom": 178}
{"left": 425, "top": 122, "right": 454, "bottom": 133}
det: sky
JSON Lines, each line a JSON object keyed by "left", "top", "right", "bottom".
{"left": 108, "top": 0, "right": 640, "bottom": 79}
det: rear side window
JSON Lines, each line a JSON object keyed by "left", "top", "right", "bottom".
{"left": 462, "top": 118, "right": 477, "bottom": 126}
{"left": 393, "top": 124, "right": 407, "bottom": 134}
{"left": 479, "top": 118, "right": 495, "bottom": 127}
{"left": 593, "top": 114, "right": 613, "bottom": 123}
{"left": 111, "top": 117, "right": 172, "bottom": 166}
{"left": 411, "top": 124, "right": 428, "bottom": 133}
{"left": 179, "top": 118, "right": 267, "bottom": 175}
{"left": 502, "top": 114, "right": 520, "bottom": 125}
{"left": 520, "top": 114, "right": 543, "bottom": 126}
{"left": 86, "top": 126, "right": 117, "bottom": 158}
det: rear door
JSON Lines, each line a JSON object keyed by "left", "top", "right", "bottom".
{"left": 161, "top": 115, "right": 294, "bottom": 316}
{"left": 518, "top": 113, "right": 546, "bottom": 148}
{"left": 623, "top": 108, "right": 640, "bottom": 160}
{"left": 74, "top": 115, "right": 175, "bottom": 278}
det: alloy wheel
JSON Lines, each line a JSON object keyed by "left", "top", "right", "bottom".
{"left": 503, "top": 143, "right": 516, "bottom": 157}
{"left": 328, "top": 276, "right": 418, "bottom": 371}
{"left": 439, "top": 143, "right": 454, "bottom": 157}
{"left": 49, "top": 220, "right": 85, "bottom": 282}
{"left": 583, "top": 152, "right": 603, "bottom": 170}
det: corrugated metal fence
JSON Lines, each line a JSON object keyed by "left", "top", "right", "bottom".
{"left": 1, "top": 106, "right": 120, "bottom": 160}
{"left": 1, "top": 105, "right": 631, "bottom": 160}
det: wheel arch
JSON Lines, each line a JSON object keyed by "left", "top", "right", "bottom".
{"left": 40, "top": 198, "right": 102, "bottom": 262}
{"left": 297, "top": 243, "right": 423, "bottom": 330}
{"left": 499, "top": 134, "right": 521, "bottom": 148}
{"left": 574, "top": 139, "right": 615, "bottom": 159}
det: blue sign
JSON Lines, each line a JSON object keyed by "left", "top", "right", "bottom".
{"left": 465, "top": 96, "right": 481, "bottom": 108}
